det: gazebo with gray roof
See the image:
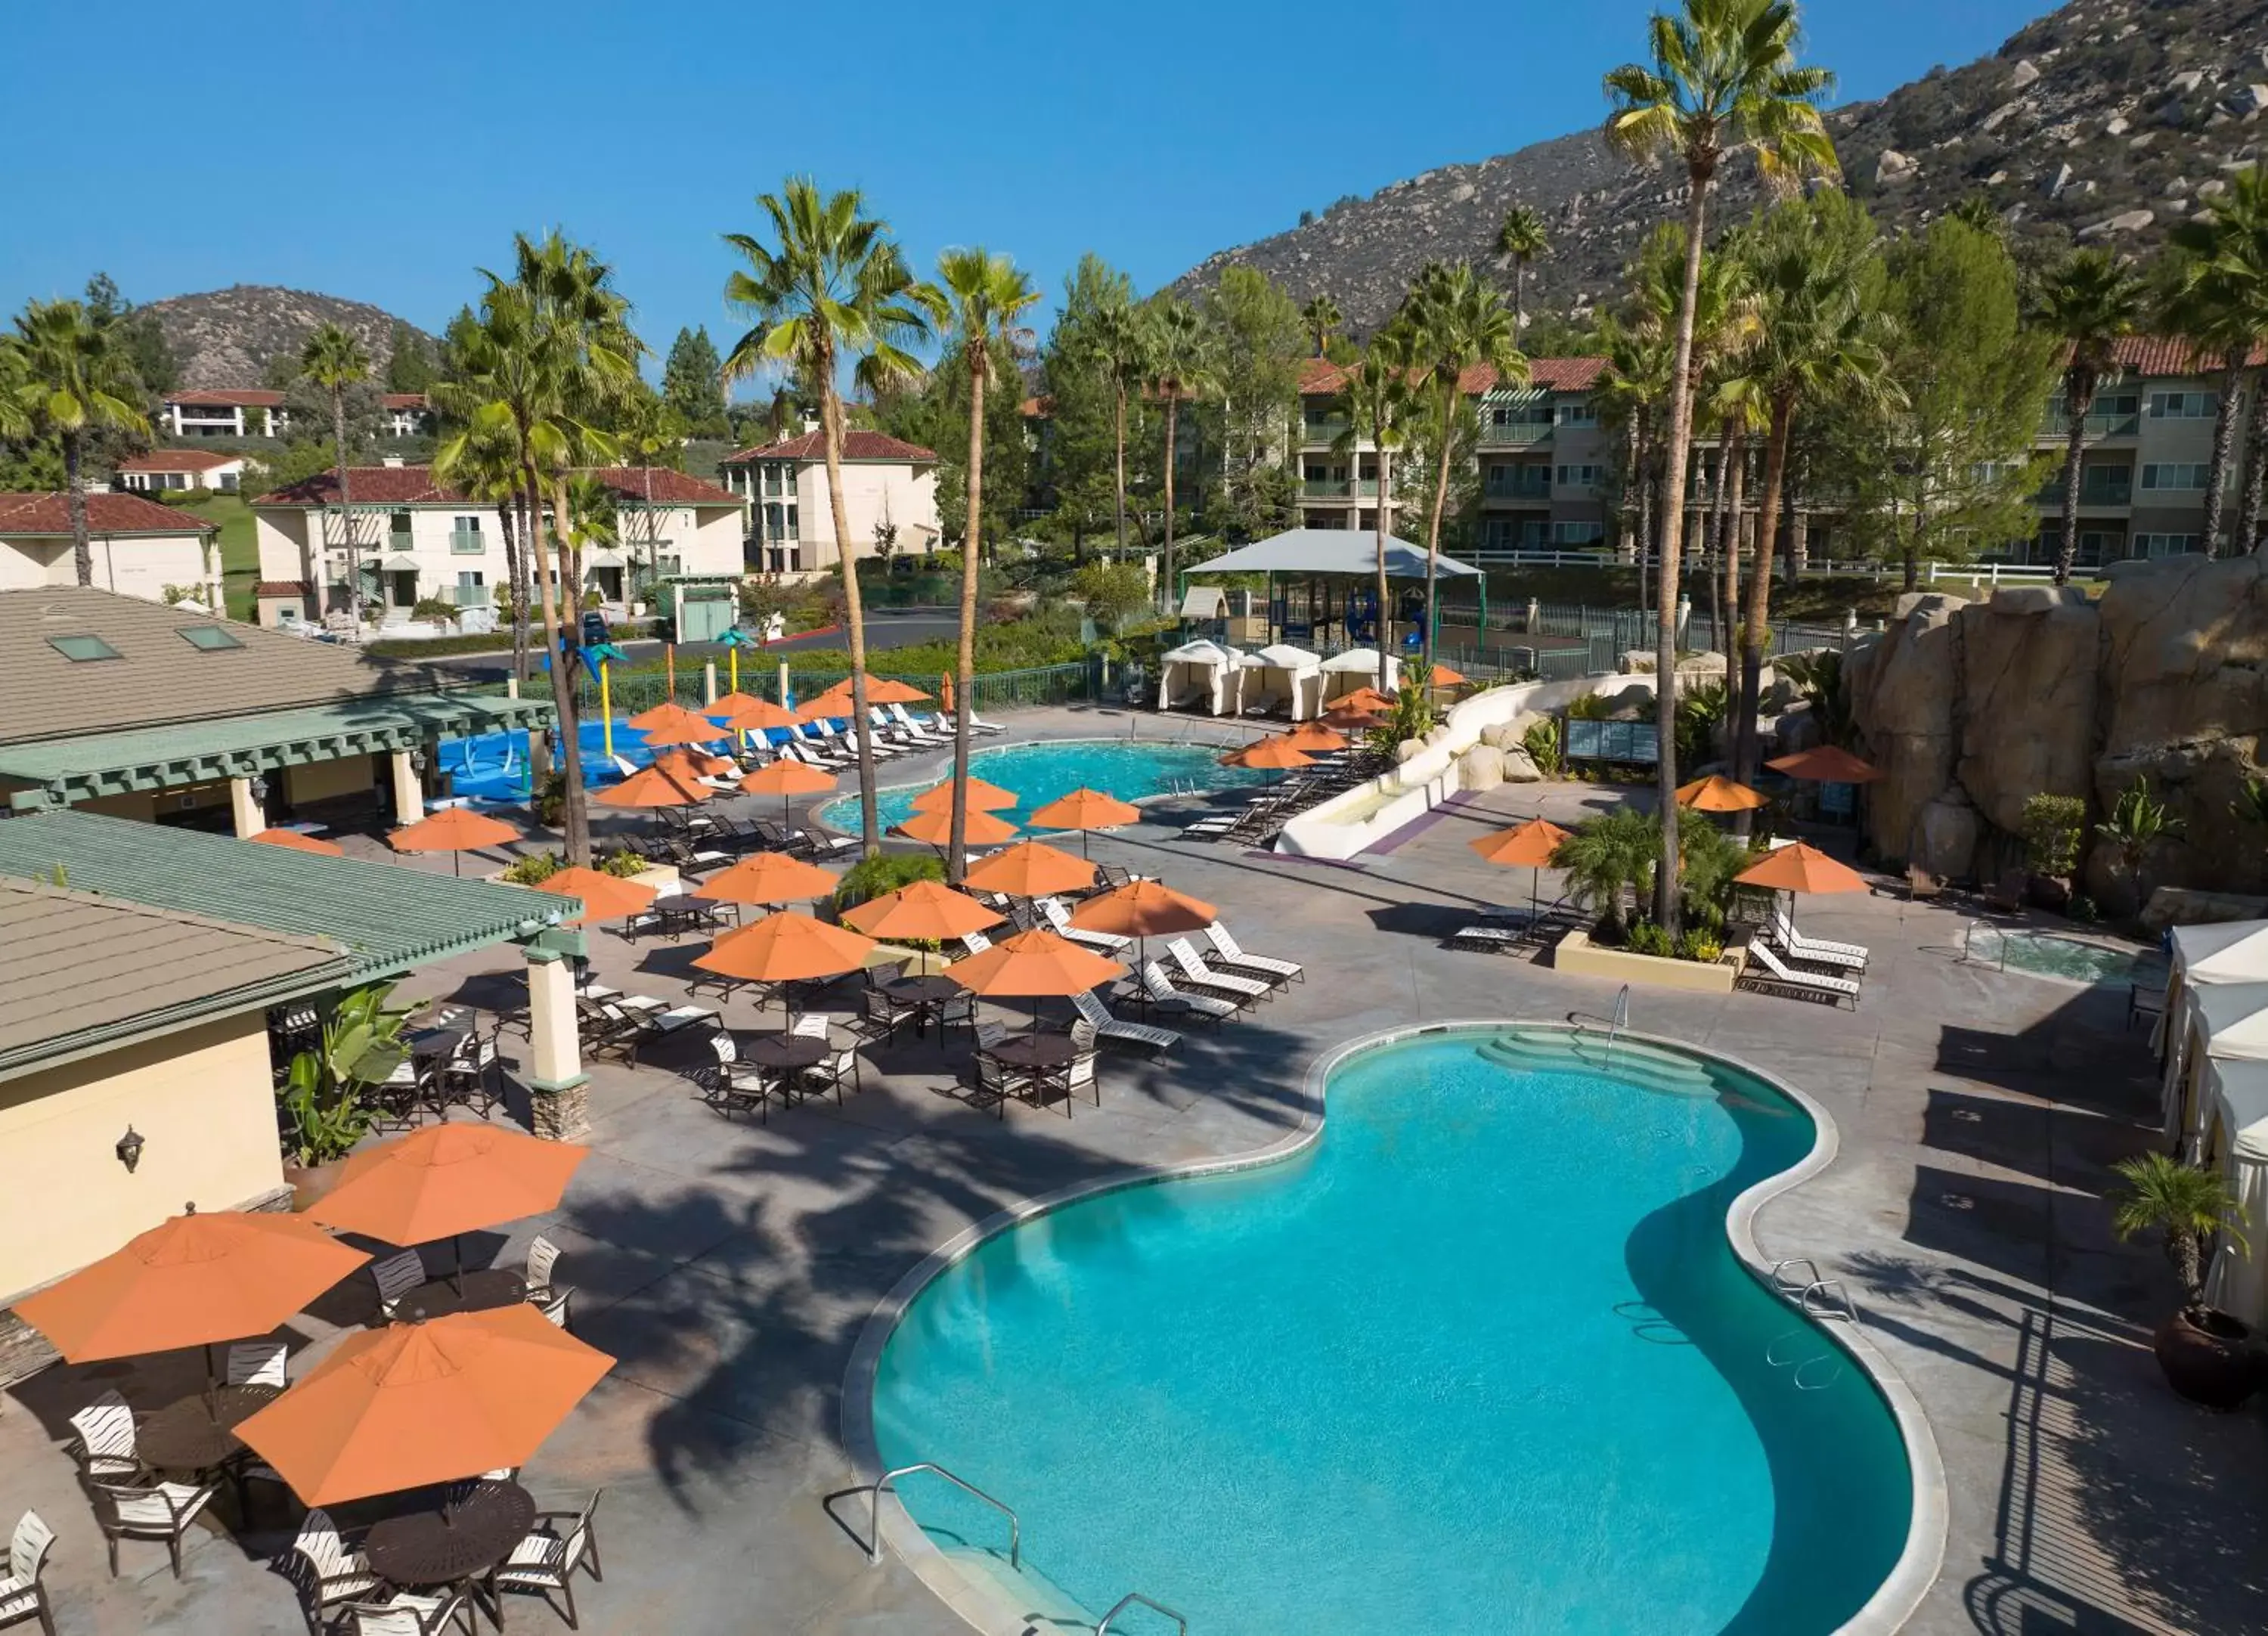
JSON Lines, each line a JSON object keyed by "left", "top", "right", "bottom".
{"left": 1179, "top": 528, "right": 1485, "bottom": 652}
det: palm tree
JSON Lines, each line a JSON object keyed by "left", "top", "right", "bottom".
{"left": 1301, "top": 293, "right": 1343, "bottom": 358}
{"left": 1603, "top": 0, "right": 1838, "bottom": 933}
{"left": 1081, "top": 297, "right": 1151, "bottom": 559}
{"left": 301, "top": 324, "right": 371, "bottom": 619}
{"left": 1595, "top": 308, "right": 1673, "bottom": 609}
{"left": 1334, "top": 323, "right": 1419, "bottom": 693}
{"left": 2030, "top": 247, "right": 2147, "bottom": 584}
{"left": 2167, "top": 165, "right": 2268, "bottom": 554}
{"left": 1495, "top": 206, "right": 1551, "bottom": 337}
{"left": 935, "top": 248, "right": 1040, "bottom": 881}
{"left": 438, "top": 422, "right": 535, "bottom": 683}
{"left": 2108, "top": 1151, "right": 2248, "bottom": 1316}
{"left": 11, "top": 299, "right": 150, "bottom": 587}
{"left": 1145, "top": 296, "right": 1218, "bottom": 609}
{"left": 1405, "top": 262, "right": 1525, "bottom": 671}
{"left": 1551, "top": 809, "right": 1660, "bottom": 940}
{"left": 723, "top": 179, "right": 941, "bottom": 857}
{"left": 0, "top": 337, "right": 34, "bottom": 444}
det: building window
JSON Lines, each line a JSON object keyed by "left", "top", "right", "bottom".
{"left": 1551, "top": 520, "right": 1606, "bottom": 545}
{"left": 2135, "top": 532, "right": 2201, "bottom": 558}
{"left": 786, "top": 506, "right": 800, "bottom": 541}
{"left": 176, "top": 626, "right": 244, "bottom": 652}
{"left": 2147, "top": 391, "right": 2217, "bottom": 419}
{"left": 47, "top": 635, "right": 122, "bottom": 662}
{"left": 1554, "top": 464, "right": 1600, "bottom": 488}
{"left": 450, "top": 516, "right": 485, "bottom": 553}
{"left": 2140, "top": 463, "right": 2210, "bottom": 491}
{"left": 1555, "top": 402, "right": 1597, "bottom": 427}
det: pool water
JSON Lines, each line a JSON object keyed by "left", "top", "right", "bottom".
{"left": 1972, "top": 925, "right": 2160, "bottom": 986}
{"left": 443, "top": 717, "right": 792, "bottom": 804}
{"left": 872, "top": 1027, "right": 1913, "bottom": 1634}
{"left": 820, "top": 738, "right": 1272, "bottom": 835}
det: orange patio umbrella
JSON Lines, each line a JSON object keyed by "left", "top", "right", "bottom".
{"left": 740, "top": 756, "right": 837, "bottom": 829}
{"left": 1070, "top": 879, "right": 1216, "bottom": 938}
{"left": 1468, "top": 816, "right": 1573, "bottom": 919}
{"left": 388, "top": 805, "right": 522, "bottom": 877}
{"left": 895, "top": 807, "right": 1019, "bottom": 848}
{"left": 1221, "top": 736, "right": 1313, "bottom": 785}
{"left": 694, "top": 851, "right": 841, "bottom": 908}
{"left": 692, "top": 909, "right": 878, "bottom": 1021}
{"left": 533, "top": 865, "right": 658, "bottom": 927}
{"left": 1320, "top": 702, "right": 1384, "bottom": 731}
{"left": 248, "top": 828, "right": 344, "bottom": 857}
{"left": 651, "top": 746, "right": 735, "bottom": 780}
{"left": 717, "top": 695, "right": 801, "bottom": 753}
{"left": 795, "top": 693, "right": 853, "bottom": 723}
{"left": 1734, "top": 841, "right": 1870, "bottom": 897}
{"left": 630, "top": 702, "right": 727, "bottom": 748}
{"left": 962, "top": 838, "right": 1096, "bottom": 899}
{"left": 1675, "top": 774, "right": 1768, "bottom": 813}
{"left": 840, "top": 878, "right": 1004, "bottom": 940}
{"left": 1027, "top": 787, "right": 1141, "bottom": 859}
{"left": 1427, "top": 663, "right": 1467, "bottom": 688}
{"left": 949, "top": 928, "right": 1127, "bottom": 1030}
{"left": 593, "top": 761, "right": 710, "bottom": 810}
{"left": 12, "top": 1206, "right": 370, "bottom": 1366}
{"left": 1334, "top": 686, "right": 1396, "bottom": 714}
{"left": 1283, "top": 721, "right": 1350, "bottom": 753}
{"left": 940, "top": 674, "right": 956, "bottom": 714}
{"left": 706, "top": 690, "right": 771, "bottom": 719}
{"left": 306, "top": 1124, "right": 590, "bottom": 1284}
{"left": 1766, "top": 745, "right": 1882, "bottom": 785}
{"left": 909, "top": 776, "right": 1017, "bottom": 813}
{"left": 861, "top": 678, "right": 933, "bottom": 705}
{"left": 234, "top": 1303, "right": 614, "bottom": 1507}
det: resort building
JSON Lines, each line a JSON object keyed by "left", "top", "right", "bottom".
{"left": 0, "top": 491, "right": 219, "bottom": 607}
{"left": 158, "top": 387, "right": 290, "bottom": 440}
{"left": 115, "top": 448, "right": 256, "bottom": 494}
{"left": 0, "top": 587, "right": 549, "bottom": 833}
{"left": 717, "top": 429, "right": 940, "bottom": 575}
{"left": 381, "top": 392, "right": 435, "bottom": 438}
{"left": 248, "top": 463, "right": 748, "bottom": 625}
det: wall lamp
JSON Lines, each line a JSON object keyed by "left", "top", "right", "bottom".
{"left": 115, "top": 1125, "right": 145, "bottom": 1174}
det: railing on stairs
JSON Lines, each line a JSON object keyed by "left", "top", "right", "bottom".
{"left": 1096, "top": 1591, "right": 1191, "bottom": 1634}
{"left": 862, "top": 1463, "right": 1021, "bottom": 1569}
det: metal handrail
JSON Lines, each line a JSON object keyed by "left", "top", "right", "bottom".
{"left": 863, "top": 1463, "right": 1020, "bottom": 1569}
{"left": 1771, "top": 1257, "right": 1823, "bottom": 1297}
{"left": 1606, "top": 984, "right": 1629, "bottom": 1066}
{"left": 1800, "top": 1279, "right": 1861, "bottom": 1325}
{"left": 1096, "top": 1591, "right": 1191, "bottom": 1634}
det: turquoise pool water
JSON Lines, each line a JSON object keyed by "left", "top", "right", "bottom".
{"left": 1971, "top": 925, "right": 2161, "bottom": 987}
{"left": 820, "top": 738, "right": 1272, "bottom": 835}
{"left": 871, "top": 1027, "right": 1913, "bottom": 1634}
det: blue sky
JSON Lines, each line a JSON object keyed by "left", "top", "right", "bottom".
{"left": 2, "top": 0, "right": 2051, "bottom": 376}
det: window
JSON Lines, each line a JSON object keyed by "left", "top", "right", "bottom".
{"left": 1555, "top": 402, "right": 1597, "bottom": 427}
{"left": 47, "top": 635, "right": 121, "bottom": 662}
{"left": 1554, "top": 464, "right": 1601, "bottom": 488}
{"left": 452, "top": 515, "right": 482, "bottom": 534}
{"left": 218, "top": 473, "right": 238, "bottom": 492}
{"left": 1551, "top": 520, "right": 1606, "bottom": 545}
{"left": 2140, "top": 463, "right": 2210, "bottom": 491}
{"left": 450, "top": 516, "right": 485, "bottom": 554}
{"left": 2135, "top": 532, "right": 2201, "bottom": 558}
{"left": 785, "top": 506, "right": 800, "bottom": 540}
{"left": 176, "top": 626, "right": 243, "bottom": 652}
{"left": 2148, "top": 391, "right": 2217, "bottom": 419}
{"left": 655, "top": 554, "right": 682, "bottom": 578}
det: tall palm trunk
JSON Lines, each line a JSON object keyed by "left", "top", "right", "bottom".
{"left": 333, "top": 386, "right": 357, "bottom": 621}
{"left": 522, "top": 457, "right": 590, "bottom": 865}
{"left": 2204, "top": 351, "right": 2245, "bottom": 555}
{"left": 1514, "top": 259, "right": 1528, "bottom": 337}
{"left": 1374, "top": 451, "right": 1394, "bottom": 695}
{"left": 1112, "top": 382, "right": 1128, "bottom": 557}
{"left": 1705, "top": 424, "right": 1732, "bottom": 650}
{"left": 1160, "top": 394, "right": 1178, "bottom": 612}
{"left": 1634, "top": 417, "right": 1654, "bottom": 615}
{"left": 1650, "top": 174, "right": 1713, "bottom": 935}
{"left": 2242, "top": 380, "right": 2268, "bottom": 554}
{"left": 1422, "top": 383, "right": 1457, "bottom": 674}
{"left": 64, "top": 430, "right": 91, "bottom": 586}
{"left": 497, "top": 497, "right": 526, "bottom": 684}
{"left": 1721, "top": 423, "right": 1746, "bottom": 654}
{"left": 950, "top": 357, "right": 987, "bottom": 881}
{"left": 820, "top": 370, "right": 881, "bottom": 856}
{"left": 2055, "top": 372, "right": 2096, "bottom": 585}
{"left": 1735, "top": 393, "right": 1798, "bottom": 835}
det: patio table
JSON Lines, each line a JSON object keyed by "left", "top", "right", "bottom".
{"left": 365, "top": 1479, "right": 536, "bottom": 1592}
{"left": 984, "top": 1033, "right": 1077, "bottom": 1074}
{"left": 136, "top": 1384, "right": 282, "bottom": 1472}
{"left": 880, "top": 975, "right": 964, "bottom": 1039}
{"left": 392, "top": 1269, "right": 526, "bottom": 1324}
{"left": 742, "top": 1034, "right": 829, "bottom": 1073}
{"left": 406, "top": 1025, "right": 472, "bottom": 1070}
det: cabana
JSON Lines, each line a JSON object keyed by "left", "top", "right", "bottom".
{"left": 1179, "top": 528, "right": 1483, "bottom": 655}
{"left": 2160, "top": 919, "right": 2268, "bottom": 1145}
{"left": 1240, "top": 644, "right": 1321, "bottom": 720}
{"left": 1157, "top": 640, "right": 1244, "bottom": 716}
{"left": 2198, "top": 1056, "right": 2268, "bottom": 1331}
{"left": 1321, "top": 647, "right": 1401, "bottom": 701}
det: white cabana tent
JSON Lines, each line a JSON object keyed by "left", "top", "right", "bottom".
{"left": 1320, "top": 648, "right": 1400, "bottom": 700}
{"left": 2164, "top": 981, "right": 2268, "bottom": 1145}
{"left": 2159, "top": 919, "right": 2268, "bottom": 1141}
{"left": 1157, "top": 640, "right": 1243, "bottom": 716}
{"left": 2174, "top": 919, "right": 2268, "bottom": 984}
{"left": 2201, "top": 1056, "right": 2268, "bottom": 1330}
{"left": 1241, "top": 644, "right": 1321, "bottom": 719}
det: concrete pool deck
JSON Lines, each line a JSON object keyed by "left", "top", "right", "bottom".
{"left": 5, "top": 702, "right": 2264, "bottom": 1634}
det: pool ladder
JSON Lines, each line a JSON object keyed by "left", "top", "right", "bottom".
{"left": 861, "top": 1462, "right": 1019, "bottom": 1568}
{"left": 1766, "top": 1260, "right": 1861, "bottom": 1391}
{"left": 1096, "top": 1591, "right": 1190, "bottom": 1634}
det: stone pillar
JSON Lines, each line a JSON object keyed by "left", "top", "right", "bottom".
{"left": 228, "top": 776, "right": 264, "bottom": 838}
{"left": 703, "top": 661, "right": 718, "bottom": 705}
{"left": 506, "top": 677, "right": 520, "bottom": 701}
{"left": 530, "top": 726, "right": 550, "bottom": 785}
{"left": 389, "top": 750, "right": 423, "bottom": 825}
{"left": 524, "top": 947, "right": 589, "bottom": 1141}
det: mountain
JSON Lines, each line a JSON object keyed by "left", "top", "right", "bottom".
{"left": 141, "top": 285, "right": 434, "bottom": 389}
{"left": 1173, "top": 0, "right": 2268, "bottom": 333}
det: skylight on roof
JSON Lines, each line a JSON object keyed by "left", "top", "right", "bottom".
{"left": 177, "top": 626, "right": 244, "bottom": 652}
{"left": 47, "top": 635, "right": 121, "bottom": 662}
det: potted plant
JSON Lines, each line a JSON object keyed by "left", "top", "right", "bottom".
{"left": 2019, "top": 792, "right": 2085, "bottom": 912}
{"left": 2094, "top": 776, "right": 2183, "bottom": 916}
{"left": 2107, "top": 1151, "right": 2260, "bottom": 1408}
{"left": 278, "top": 983, "right": 411, "bottom": 1207}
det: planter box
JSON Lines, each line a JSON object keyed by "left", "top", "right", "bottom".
{"left": 1553, "top": 929, "right": 1739, "bottom": 995}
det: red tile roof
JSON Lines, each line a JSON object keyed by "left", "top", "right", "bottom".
{"left": 380, "top": 393, "right": 431, "bottom": 411}
{"left": 166, "top": 389, "right": 286, "bottom": 407}
{"left": 117, "top": 450, "right": 243, "bottom": 473}
{"left": 254, "top": 580, "right": 313, "bottom": 596}
{"left": 2103, "top": 335, "right": 2268, "bottom": 374}
{"left": 1297, "top": 356, "right": 1607, "bottom": 395}
{"left": 252, "top": 465, "right": 739, "bottom": 508}
{"left": 720, "top": 429, "right": 937, "bottom": 464}
{"left": 0, "top": 492, "right": 217, "bottom": 535}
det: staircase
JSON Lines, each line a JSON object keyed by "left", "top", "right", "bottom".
{"left": 1473, "top": 1027, "right": 1718, "bottom": 1098}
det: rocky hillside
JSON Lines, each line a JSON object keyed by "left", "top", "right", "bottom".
{"left": 1174, "top": 0, "right": 2268, "bottom": 332}
{"left": 142, "top": 286, "right": 432, "bottom": 389}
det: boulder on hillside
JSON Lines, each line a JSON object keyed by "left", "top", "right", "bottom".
{"left": 2011, "top": 57, "right": 2041, "bottom": 89}
{"left": 2078, "top": 209, "right": 2156, "bottom": 237}
{"left": 1876, "top": 149, "right": 1919, "bottom": 185}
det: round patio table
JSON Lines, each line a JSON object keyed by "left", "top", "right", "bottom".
{"left": 392, "top": 1269, "right": 526, "bottom": 1324}
{"left": 985, "top": 1033, "right": 1077, "bottom": 1073}
{"left": 364, "top": 1480, "right": 536, "bottom": 1590}
{"left": 742, "top": 1034, "right": 829, "bottom": 1072}
{"left": 136, "top": 1385, "right": 282, "bottom": 1472}
{"left": 881, "top": 975, "right": 964, "bottom": 1037}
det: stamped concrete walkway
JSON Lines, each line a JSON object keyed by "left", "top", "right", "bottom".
{"left": 5, "top": 704, "right": 2264, "bottom": 1634}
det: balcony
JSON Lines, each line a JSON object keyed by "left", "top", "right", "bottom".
{"left": 1301, "top": 479, "right": 1352, "bottom": 499}
{"left": 1300, "top": 419, "right": 1351, "bottom": 447}
{"left": 449, "top": 529, "right": 485, "bottom": 554}
{"left": 386, "top": 530, "right": 414, "bottom": 554}
{"left": 1485, "top": 473, "right": 1551, "bottom": 502}
{"left": 443, "top": 584, "right": 491, "bottom": 608}
{"left": 2041, "top": 409, "right": 2141, "bottom": 439}
{"left": 2037, "top": 473, "right": 2133, "bottom": 507}
{"left": 1478, "top": 420, "right": 1554, "bottom": 449}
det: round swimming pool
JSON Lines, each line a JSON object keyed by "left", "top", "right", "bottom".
{"left": 820, "top": 738, "right": 1272, "bottom": 835}
{"left": 869, "top": 1025, "right": 1919, "bottom": 1634}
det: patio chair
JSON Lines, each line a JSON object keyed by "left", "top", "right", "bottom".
{"left": 1737, "top": 940, "right": 1861, "bottom": 1009}
{"left": 1905, "top": 865, "right": 1945, "bottom": 901}
{"left": 1205, "top": 924, "right": 1303, "bottom": 985}
{"left": 88, "top": 1480, "right": 218, "bottom": 1579}
{"left": 67, "top": 1392, "right": 143, "bottom": 1483}
{"left": 1767, "top": 900, "right": 1869, "bottom": 972}
{"left": 491, "top": 1489, "right": 605, "bottom": 1630}
{"left": 534, "top": 1287, "right": 575, "bottom": 1331}
{"left": 1038, "top": 897, "right": 1129, "bottom": 954}
{"left": 854, "top": 988, "right": 909, "bottom": 1047}
{"left": 370, "top": 1249, "right": 429, "bottom": 1322}
{"left": 974, "top": 1021, "right": 1014, "bottom": 1051}
{"left": 225, "top": 1340, "right": 289, "bottom": 1390}
{"left": 702, "top": 1036, "right": 779, "bottom": 1124}
{"left": 0, "top": 1511, "right": 55, "bottom": 1636}
{"left": 1070, "top": 990, "right": 1182, "bottom": 1055}
{"left": 1982, "top": 867, "right": 2027, "bottom": 916}
{"left": 796, "top": 1021, "right": 862, "bottom": 1102}
{"left": 522, "top": 1236, "right": 562, "bottom": 1305}
{"left": 1447, "top": 923, "right": 1529, "bottom": 954}
{"left": 284, "top": 1508, "right": 381, "bottom": 1635}
{"left": 1044, "top": 1049, "right": 1101, "bottom": 1112}
{"left": 434, "top": 1026, "right": 503, "bottom": 1118}
{"left": 1165, "top": 939, "right": 1270, "bottom": 1005}
{"left": 969, "top": 1053, "right": 1035, "bottom": 1117}
{"left": 1139, "top": 961, "right": 1236, "bottom": 1025}
{"left": 340, "top": 1590, "right": 474, "bottom": 1636}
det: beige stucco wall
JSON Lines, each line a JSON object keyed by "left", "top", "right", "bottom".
{"left": 284, "top": 754, "right": 373, "bottom": 806}
{"left": 1554, "top": 930, "right": 1739, "bottom": 994}
{"left": 75, "top": 779, "right": 231, "bottom": 824}
{"left": 0, "top": 1015, "right": 286, "bottom": 1303}
{"left": 254, "top": 507, "right": 317, "bottom": 587}
{"left": 798, "top": 460, "right": 940, "bottom": 567}
{"left": 1, "top": 532, "right": 210, "bottom": 603}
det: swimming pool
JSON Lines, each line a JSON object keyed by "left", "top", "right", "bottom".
{"left": 868, "top": 1024, "right": 1920, "bottom": 1634}
{"left": 442, "top": 718, "right": 699, "bottom": 804}
{"left": 1967, "top": 925, "right": 2162, "bottom": 987}
{"left": 820, "top": 738, "right": 1272, "bottom": 835}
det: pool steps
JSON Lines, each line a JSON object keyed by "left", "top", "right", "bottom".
{"left": 938, "top": 1545, "right": 1098, "bottom": 1628}
{"left": 1473, "top": 1030, "right": 1719, "bottom": 1097}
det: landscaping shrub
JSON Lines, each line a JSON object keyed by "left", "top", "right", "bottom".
{"left": 832, "top": 851, "right": 943, "bottom": 909}
{"left": 1522, "top": 717, "right": 1563, "bottom": 778}
{"left": 2020, "top": 792, "right": 2087, "bottom": 878}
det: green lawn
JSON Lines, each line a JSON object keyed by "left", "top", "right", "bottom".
{"left": 173, "top": 493, "right": 259, "bottom": 620}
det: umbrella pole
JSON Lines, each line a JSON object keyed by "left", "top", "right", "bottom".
{"left": 452, "top": 1234, "right": 464, "bottom": 1296}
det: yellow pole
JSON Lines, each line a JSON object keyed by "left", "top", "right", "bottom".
{"left": 600, "top": 659, "right": 615, "bottom": 761}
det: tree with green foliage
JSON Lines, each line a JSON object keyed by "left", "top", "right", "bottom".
{"left": 661, "top": 324, "right": 731, "bottom": 438}
{"left": 1042, "top": 255, "right": 1143, "bottom": 561}
{"left": 2108, "top": 1151, "right": 2248, "bottom": 1316}
{"left": 1073, "top": 560, "right": 1151, "bottom": 628}
{"left": 1495, "top": 206, "right": 1551, "bottom": 337}
{"left": 84, "top": 272, "right": 177, "bottom": 397}
{"left": 2028, "top": 247, "right": 2148, "bottom": 584}
{"left": 301, "top": 323, "right": 373, "bottom": 616}
{"left": 2164, "top": 164, "right": 2268, "bottom": 555}
{"left": 1202, "top": 265, "right": 1307, "bottom": 544}
{"left": 1551, "top": 807, "right": 1660, "bottom": 940}
{"left": 724, "top": 179, "right": 940, "bottom": 857}
{"left": 1604, "top": 0, "right": 1839, "bottom": 934}
{"left": 1300, "top": 293, "right": 1342, "bottom": 357}
{"left": 1335, "top": 323, "right": 1419, "bottom": 692}
{"left": 11, "top": 299, "right": 151, "bottom": 585}
{"left": 1145, "top": 294, "right": 1218, "bottom": 606}
{"left": 1082, "top": 296, "right": 1149, "bottom": 558}
{"left": 384, "top": 320, "right": 436, "bottom": 394}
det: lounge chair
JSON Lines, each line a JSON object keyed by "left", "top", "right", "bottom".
{"left": 1204, "top": 923, "right": 1303, "bottom": 985}
{"left": 1738, "top": 940, "right": 1860, "bottom": 1008}
{"left": 1038, "top": 897, "right": 1129, "bottom": 953}
{"left": 1165, "top": 938, "right": 1271, "bottom": 1005}
{"left": 1071, "top": 990, "right": 1182, "bottom": 1054}
{"left": 1139, "top": 960, "right": 1238, "bottom": 1024}
{"left": 960, "top": 929, "right": 994, "bottom": 957}
{"left": 1767, "top": 900, "right": 1868, "bottom": 971}
{"left": 888, "top": 704, "right": 950, "bottom": 745}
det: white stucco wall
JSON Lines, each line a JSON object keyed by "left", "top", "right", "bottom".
{"left": 0, "top": 531, "right": 213, "bottom": 603}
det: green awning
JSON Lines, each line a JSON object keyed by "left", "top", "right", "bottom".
{"left": 0, "top": 692, "right": 551, "bottom": 810}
